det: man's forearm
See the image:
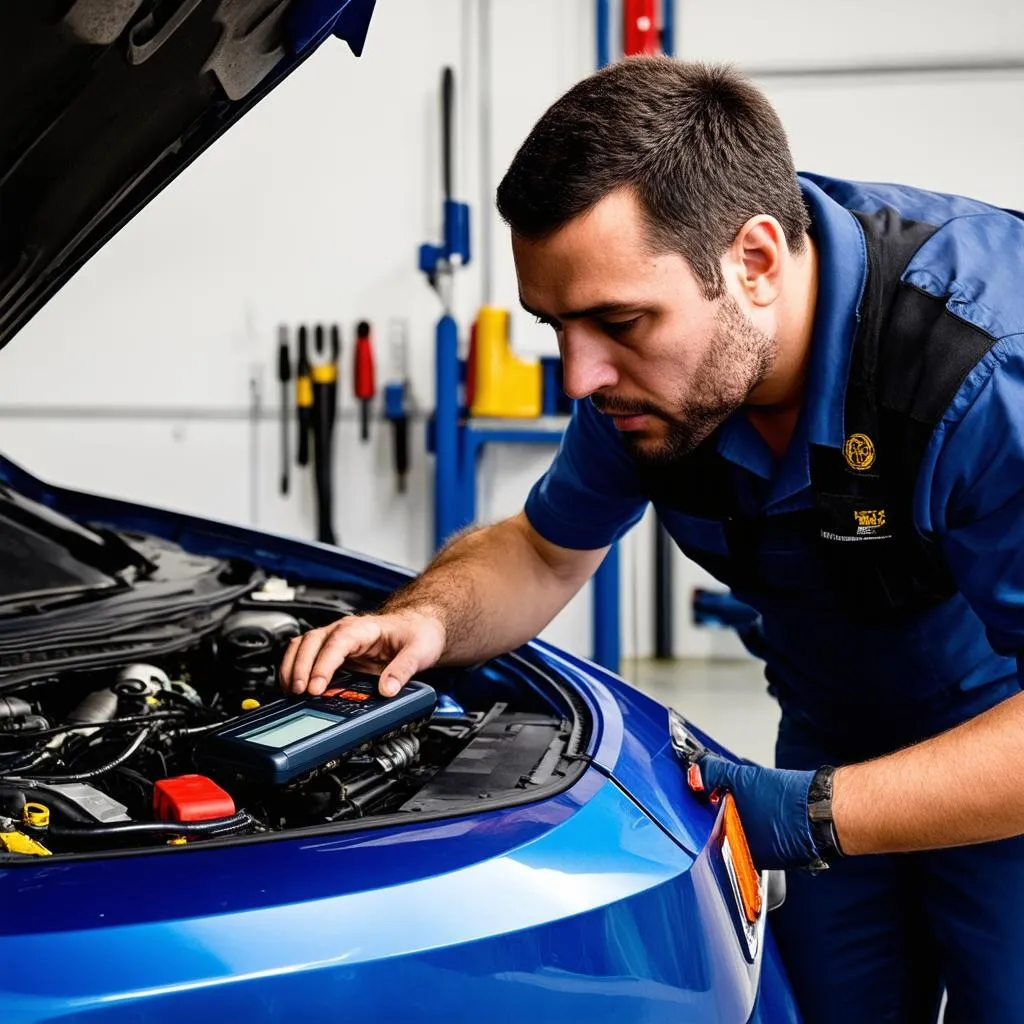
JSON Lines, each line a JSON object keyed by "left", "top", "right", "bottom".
{"left": 832, "top": 689, "right": 1024, "bottom": 854}
{"left": 381, "top": 513, "right": 603, "bottom": 665}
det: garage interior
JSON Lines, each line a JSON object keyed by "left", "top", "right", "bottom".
{"left": 5, "top": 2, "right": 1024, "bottom": 1020}
{"left": 2, "top": 0, "right": 1021, "bottom": 775}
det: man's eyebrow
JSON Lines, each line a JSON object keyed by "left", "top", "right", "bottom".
{"left": 518, "top": 296, "right": 641, "bottom": 322}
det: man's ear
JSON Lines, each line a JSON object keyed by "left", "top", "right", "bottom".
{"left": 727, "top": 215, "right": 786, "bottom": 307}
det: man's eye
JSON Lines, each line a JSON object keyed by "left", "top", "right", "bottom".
{"left": 602, "top": 317, "right": 640, "bottom": 335}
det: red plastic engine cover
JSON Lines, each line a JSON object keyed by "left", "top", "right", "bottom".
{"left": 153, "top": 774, "right": 235, "bottom": 822}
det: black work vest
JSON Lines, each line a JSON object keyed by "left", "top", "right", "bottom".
{"left": 641, "top": 206, "right": 1002, "bottom": 625}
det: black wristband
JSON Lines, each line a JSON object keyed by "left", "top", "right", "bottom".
{"left": 807, "top": 765, "right": 845, "bottom": 865}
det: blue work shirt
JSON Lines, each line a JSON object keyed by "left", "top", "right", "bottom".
{"left": 525, "top": 174, "right": 1024, "bottom": 754}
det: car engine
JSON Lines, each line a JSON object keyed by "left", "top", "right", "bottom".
{"left": 0, "top": 585, "right": 579, "bottom": 858}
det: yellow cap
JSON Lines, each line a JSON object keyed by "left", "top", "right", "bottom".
{"left": 241, "top": 698, "right": 261, "bottom": 711}
{"left": 145, "top": 695, "right": 160, "bottom": 706}
{"left": 168, "top": 837, "right": 188, "bottom": 846}
{"left": 23, "top": 803, "right": 50, "bottom": 828}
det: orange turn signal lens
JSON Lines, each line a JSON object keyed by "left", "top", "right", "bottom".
{"left": 722, "top": 793, "right": 763, "bottom": 924}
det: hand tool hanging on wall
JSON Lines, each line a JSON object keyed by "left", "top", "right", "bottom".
{"left": 354, "top": 320, "right": 376, "bottom": 442}
{"left": 384, "top": 318, "right": 411, "bottom": 494}
{"left": 277, "top": 326, "right": 292, "bottom": 496}
{"left": 248, "top": 366, "right": 262, "bottom": 527}
{"left": 329, "top": 325, "right": 342, "bottom": 433}
{"left": 310, "top": 325, "right": 339, "bottom": 545}
{"left": 295, "top": 325, "right": 313, "bottom": 468}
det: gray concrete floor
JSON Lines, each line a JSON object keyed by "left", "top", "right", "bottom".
{"left": 625, "top": 657, "right": 780, "bottom": 766}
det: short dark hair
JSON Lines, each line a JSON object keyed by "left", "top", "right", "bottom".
{"left": 496, "top": 57, "right": 810, "bottom": 299}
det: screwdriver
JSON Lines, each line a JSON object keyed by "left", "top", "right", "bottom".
{"left": 384, "top": 318, "right": 411, "bottom": 493}
{"left": 311, "top": 330, "right": 339, "bottom": 546}
{"left": 295, "top": 325, "right": 312, "bottom": 468}
{"left": 277, "top": 326, "right": 292, "bottom": 496}
{"left": 354, "top": 320, "right": 376, "bottom": 442}
{"left": 328, "top": 325, "right": 341, "bottom": 432}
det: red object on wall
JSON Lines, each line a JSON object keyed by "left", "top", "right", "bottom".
{"left": 354, "top": 320, "right": 376, "bottom": 401}
{"left": 623, "top": 0, "right": 659, "bottom": 56}
{"left": 153, "top": 775, "right": 236, "bottom": 822}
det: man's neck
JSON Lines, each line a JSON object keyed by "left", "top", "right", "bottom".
{"left": 746, "top": 234, "right": 819, "bottom": 460}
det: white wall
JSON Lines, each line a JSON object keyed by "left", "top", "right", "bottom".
{"left": 2, "top": 0, "right": 1023, "bottom": 661}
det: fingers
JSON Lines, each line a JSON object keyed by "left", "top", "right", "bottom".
{"left": 306, "top": 617, "right": 384, "bottom": 695}
{"left": 378, "top": 638, "right": 435, "bottom": 697}
{"left": 280, "top": 629, "right": 322, "bottom": 695}
{"left": 280, "top": 618, "right": 382, "bottom": 696}
{"left": 692, "top": 751, "right": 734, "bottom": 794}
{"left": 279, "top": 632, "right": 304, "bottom": 690}
{"left": 279, "top": 611, "right": 445, "bottom": 699}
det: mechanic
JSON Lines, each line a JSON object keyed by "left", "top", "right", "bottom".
{"left": 281, "top": 57, "right": 1024, "bottom": 1023}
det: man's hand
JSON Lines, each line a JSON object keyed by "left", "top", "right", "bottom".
{"left": 695, "top": 752, "right": 820, "bottom": 870}
{"left": 279, "top": 610, "right": 446, "bottom": 698}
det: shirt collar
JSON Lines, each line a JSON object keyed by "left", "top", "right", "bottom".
{"left": 798, "top": 173, "right": 869, "bottom": 450}
{"left": 714, "top": 174, "right": 868, "bottom": 505}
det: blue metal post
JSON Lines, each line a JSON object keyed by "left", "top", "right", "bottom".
{"left": 596, "top": 0, "right": 610, "bottom": 68}
{"left": 434, "top": 314, "right": 460, "bottom": 550}
{"left": 661, "top": 0, "right": 674, "bottom": 57}
{"left": 592, "top": 544, "right": 620, "bottom": 672}
{"left": 592, "top": 0, "right": 619, "bottom": 673}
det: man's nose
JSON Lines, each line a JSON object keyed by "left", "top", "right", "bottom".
{"left": 561, "top": 334, "right": 618, "bottom": 400}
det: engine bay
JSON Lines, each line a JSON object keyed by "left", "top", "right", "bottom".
{"left": 0, "top": 574, "right": 585, "bottom": 860}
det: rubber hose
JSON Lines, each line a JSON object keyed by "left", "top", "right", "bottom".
{"left": 45, "top": 811, "right": 256, "bottom": 840}
{"left": 4, "top": 712, "right": 184, "bottom": 743}
{"left": 0, "top": 750, "right": 51, "bottom": 775}
{"left": 26, "top": 727, "right": 153, "bottom": 783}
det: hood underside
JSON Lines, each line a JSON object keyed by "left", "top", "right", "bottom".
{"left": 0, "top": 0, "right": 375, "bottom": 352}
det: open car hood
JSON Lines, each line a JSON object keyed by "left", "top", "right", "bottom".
{"left": 0, "top": 0, "right": 376, "bottom": 352}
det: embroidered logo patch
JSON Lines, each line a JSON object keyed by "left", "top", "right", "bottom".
{"left": 843, "top": 433, "right": 876, "bottom": 471}
{"left": 853, "top": 509, "right": 887, "bottom": 536}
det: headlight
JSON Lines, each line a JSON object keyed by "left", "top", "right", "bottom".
{"left": 667, "top": 707, "right": 705, "bottom": 761}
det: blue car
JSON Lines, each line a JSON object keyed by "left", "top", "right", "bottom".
{"left": 0, "top": 3, "right": 800, "bottom": 1020}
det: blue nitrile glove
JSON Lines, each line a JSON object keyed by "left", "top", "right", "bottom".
{"left": 695, "top": 751, "right": 819, "bottom": 870}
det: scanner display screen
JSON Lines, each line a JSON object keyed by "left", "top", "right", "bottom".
{"left": 242, "top": 712, "right": 333, "bottom": 749}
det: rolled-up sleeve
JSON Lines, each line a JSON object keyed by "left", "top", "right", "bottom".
{"left": 524, "top": 399, "right": 649, "bottom": 550}
{"left": 926, "top": 336, "right": 1024, "bottom": 682}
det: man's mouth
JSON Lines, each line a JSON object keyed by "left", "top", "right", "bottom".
{"left": 609, "top": 413, "right": 651, "bottom": 432}
{"left": 592, "top": 398, "right": 661, "bottom": 433}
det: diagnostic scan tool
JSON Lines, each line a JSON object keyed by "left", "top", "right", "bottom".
{"left": 202, "top": 671, "right": 437, "bottom": 783}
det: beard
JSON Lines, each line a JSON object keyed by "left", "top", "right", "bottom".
{"left": 594, "top": 295, "right": 777, "bottom": 466}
